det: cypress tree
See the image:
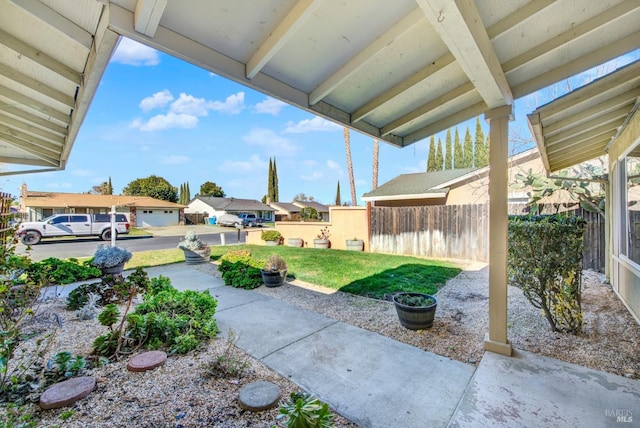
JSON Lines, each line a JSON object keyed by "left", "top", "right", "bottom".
{"left": 186, "top": 182, "right": 190, "bottom": 202}
{"left": 435, "top": 138, "right": 444, "bottom": 171}
{"left": 273, "top": 157, "right": 279, "bottom": 202}
{"left": 463, "top": 126, "right": 473, "bottom": 168}
{"left": 427, "top": 136, "right": 436, "bottom": 172}
{"left": 444, "top": 129, "right": 452, "bottom": 170}
{"left": 474, "top": 117, "right": 488, "bottom": 167}
{"left": 335, "top": 181, "right": 341, "bottom": 206}
{"left": 179, "top": 183, "right": 184, "bottom": 204}
{"left": 267, "top": 158, "right": 273, "bottom": 201}
{"left": 107, "top": 177, "right": 113, "bottom": 195}
{"left": 454, "top": 128, "right": 464, "bottom": 169}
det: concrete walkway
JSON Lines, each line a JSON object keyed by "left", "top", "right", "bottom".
{"left": 98, "top": 265, "right": 640, "bottom": 427}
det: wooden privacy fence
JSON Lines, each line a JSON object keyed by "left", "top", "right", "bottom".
{"left": 0, "top": 192, "right": 14, "bottom": 245}
{"left": 369, "top": 203, "right": 605, "bottom": 271}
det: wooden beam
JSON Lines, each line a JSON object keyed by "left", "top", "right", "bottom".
{"left": 134, "top": 0, "right": 168, "bottom": 38}
{"left": 0, "top": 105, "right": 67, "bottom": 136}
{"left": 0, "top": 157, "right": 57, "bottom": 169}
{"left": 309, "top": 7, "right": 423, "bottom": 104}
{"left": 546, "top": 130, "right": 616, "bottom": 157}
{"left": 0, "top": 116, "right": 64, "bottom": 147}
{"left": 546, "top": 117, "right": 626, "bottom": 146}
{"left": 247, "top": 0, "right": 319, "bottom": 80}
{"left": 0, "top": 132, "right": 60, "bottom": 165}
{"left": 404, "top": 101, "right": 487, "bottom": 146}
{"left": 544, "top": 104, "right": 634, "bottom": 137}
{"left": 417, "top": 0, "right": 513, "bottom": 107}
{"left": 0, "top": 84, "right": 71, "bottom": 125}
{"left": 0, "top": 62, "right": 75, "bottom": 108}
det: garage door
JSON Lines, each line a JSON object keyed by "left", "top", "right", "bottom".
{"left": 136, "top": 209, "right": 177, "bottom": 227}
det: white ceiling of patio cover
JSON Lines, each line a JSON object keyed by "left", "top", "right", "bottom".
{"left": 1, "top": 0, "right": 639, "bottom": 174}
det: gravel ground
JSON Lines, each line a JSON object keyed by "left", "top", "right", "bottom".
{"left": 5, "top": 261, "right": 639, "bottom": 427}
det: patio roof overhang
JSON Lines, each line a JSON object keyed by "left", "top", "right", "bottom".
{"left": 528, "top": 60, "right": 640, "bottom": 173}
{"left": 1, "top": 0, "right": 639, "bottom": 175}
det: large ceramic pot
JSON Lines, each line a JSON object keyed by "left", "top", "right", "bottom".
{"left": 313, "top": 239, "right": 330, "bottom": 249}
{"left": 287, "top": 238, "right": 303, "bottom": 247}
{"left": 182, "top": 247, "right": 211, "bottom": 265}
{"left": 345, "top": 239, "right": 364, "bottom": 251}
{"left": 261, "top": 269, "right": 287, "bottom": 287}
{"left": 392, "top": 292, "right": 437, "bottom": 330}
{"left": 101, "top": 262, "right": 125, "bottom": 275}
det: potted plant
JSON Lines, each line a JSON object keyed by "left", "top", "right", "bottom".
{"left": 313, "top": 226, "right": 330, "bottom": 249}
{"left": 261, "top": 254, "right": 288, "bottom": 287}
{"left": 261, "top": 230, "right": 282, "bottom": 246}
{"left": 177, "top": 231, "right": 211, "bottom": 264}
{"left": 392, "top": 292, "right": 438, "bottom": 330}
{"left": 287, "top": 237, "right": 304, "bottom": 247}
{"left": 345, "top": 237, "right": 364, "bottom": 251}
{"left": 91, "top": 244, "right": 132, "bottom": 275}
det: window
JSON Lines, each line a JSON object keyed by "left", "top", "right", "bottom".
{"left": 622, "top": 145, "right": 640, "bottom": 265}
{"left": 70, "top": 215, "right": 88, "bottom": 222}
{"left": 51, "top": 216, "right": 69, "bottom": 224}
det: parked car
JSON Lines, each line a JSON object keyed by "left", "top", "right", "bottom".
{"left": 238, "top": 213, "right": 262, "bottom": 227}
{"left": 16, "top": 213, "right": 130, "bottom": 245}
{"left": 216, "top": 213, "right": 243, "bottom": 227}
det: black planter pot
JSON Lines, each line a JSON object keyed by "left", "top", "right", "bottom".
{"left": 392, "top": 292, "right": 437, "bottom": 330}
{"left": 261, "top": 269, "right": 287, "bottom": 287}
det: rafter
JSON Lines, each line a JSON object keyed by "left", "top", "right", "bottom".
{"left": 0, "top": 85, "right": 71, "bottom": 125}
{"left": 545, "top": 103, "right": 635, "bottom": 137}
{"left": 404, "top": 101, "right": 487, "bottom": 146}
{"left": 247, "top": 0, "right": 319, "bottom": 80}
{"left": 309, "top": 7, "right": 424, "bottom": 105}
{"left": 0, "top": 113, "right": 65, "bottom": 146}
{"left": 1, "top": 132, "right": 60, "bottom": 165}
{"left": 0, "top": 106, "right": 68, "bottom": 136}
{"left": 417, "top": 0, "right": 512, "bottom": 108}
{"left": 134, "top": 0, "right": 168, "bottom": 38}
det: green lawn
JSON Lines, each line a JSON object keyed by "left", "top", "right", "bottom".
{"left": 208, "top": 245, "right": 461, "bottom": 299}
{"left": 115, "top": 245, "right": 461, "bottom": 300}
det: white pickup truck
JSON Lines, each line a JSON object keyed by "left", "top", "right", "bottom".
{"left": 16, "top": 213, "right": 130, "bottom": 245}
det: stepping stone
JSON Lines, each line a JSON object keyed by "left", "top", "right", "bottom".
{"left": 127, "top": 350, "right": 167, "bottom": 372}
{"left": 238, "top": 381, "right": 280, "bottom": 411}
{"left": 39, "top": 376, "right": 95, "bottom": 410}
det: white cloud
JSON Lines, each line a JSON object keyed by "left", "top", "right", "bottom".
{"left": 243, "top": 128, "right": 298, "bottom": 155}
{"left": 161, "top": 155, "right": 190, "bottom": 165}
{"left": 300, "top": 171, "right": 325, "bottom": 181}
{"left": 218, "top": 155, "right": 266, "bottom": 173}
{"left": 130, "top": 112, "right": 198, "bottom": 131}
{"left": 209, "top": 92, "right": 245, "bottom": 114}
{"left": 326, "top": 160, "right": 341, "bottom": 170}
{"left": 140, "top": 90, "right": 174, "bottom": 112}
{"left": 170, "top": 93, "right": 211, "bottom": 116}
{"left": 111, "top": 38, "right": 160, "bottom": 66}
{"left": 254, "top": 97, "right": 287, "bottom": 115}
{"left": 283, "top": 116, "right": 341, "bottom": 133}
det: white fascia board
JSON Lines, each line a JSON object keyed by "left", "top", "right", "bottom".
{"left": 362, "top": 192, "right": 448, "bottom": 202}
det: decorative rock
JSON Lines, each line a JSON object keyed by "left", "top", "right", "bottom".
{"left": 127, "top": 351, "right": 167, "bottom": 372}
{"left": 39, "top": 376, "right": 95, "bottom": 410}
{"left": 238, "top": 381, "right": 280, "bottom": 411}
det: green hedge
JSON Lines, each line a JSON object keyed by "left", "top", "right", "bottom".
{"left": 508, "top": 215, "right": 586, "bottom": 334}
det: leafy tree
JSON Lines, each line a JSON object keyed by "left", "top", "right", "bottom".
{"left": 435, "top": 138, "right": 444, "bottom": 171}
{"left": 335, "top": 181, "right": 341, "bottom": 206}
{"left": 123, "top": 175, "right": 178, "bottom": 202}
{"left": 444, "top": 129, "right": 452, "bottom": 170}
{"left": 454, "top": 128, "right": 464, "bottom": 169}
{"left": 199, "top": 181, "right": 224, "bottom": 197}
{"left": 474, "top": 117, "right": 488, "bottom": 167}
{"left": 427, "top": 136, "right": 437, "bottom": 172}
{"left": 90, "top": 181, "right": 111, "bottom": 195}
{"left": 463, "top": 126, "right": 473, "bottom": 168}
{"left": 293, "top": 193, "right": 315, "bottom": 202}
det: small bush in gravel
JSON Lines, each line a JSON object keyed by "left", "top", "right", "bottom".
{"left": 202, "top": 330, "right": 250, "bottom": 379}
{"left": 24, "top": 257, "right": 101, "bottom": 285}
{"left": 219, "top": 250, "right": 263, "bottom": 290}
{"left": 42, "top": 352, "right": 87, "bottom": 388}
{"left": 67, "top": 274, "right": 136, "bottom": 310}
{"left": 277, "top": 391, "right": 335, "bottom": 428}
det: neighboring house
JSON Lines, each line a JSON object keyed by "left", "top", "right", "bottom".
{"left": 20, "top": 185, "right": 186, "bottom": 227}
{"left": 269, "top": 202, "right": 301, "bottom": 221}
{"left": 362, "top": 149, "right": 546, "bottom": 210}
{"left": 292, "top": 201, "right": 330, "bottom": 221}
{"left": 186, "top": 196, "right": 274, "bottom": 222}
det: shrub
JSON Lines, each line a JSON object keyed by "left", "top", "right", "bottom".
{"left": 24, "top": 257, "right": 101, "bottom": 285}
{"left": 316, "top": 226, "right": 330, "bottom": 240}
{"left": 91, "top": 245, "right": 132, "bottom": 269}
{"left": 66, "top": 273, "right": 139, "bottom": 311}
{"left": 508, "top": 215, "right": 586, "bottom": 334}
{"left": 202, "top": 331, "right": 250, "bottom": 379}
{"left": 42, "top": 352, "right": 87, "bottom": 388}
{"left": 218, "top": 250, "right": 264, "bottom": 290}
{"left": 261, "top": 230, "right": 282, "bottom": 242}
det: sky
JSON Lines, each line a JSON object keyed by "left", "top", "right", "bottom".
{"left": 1, "top": 39, "right": 638, "bottom": 205}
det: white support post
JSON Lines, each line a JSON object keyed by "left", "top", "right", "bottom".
{"left": 110, "top": 205, "right": 116, "bottom": 247}
{"left": 484, "top": 105, "right": 513, "bottom": 356}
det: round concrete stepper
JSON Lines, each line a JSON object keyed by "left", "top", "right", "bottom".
{"left": 39, "top": 376, "right": 96, "bottom": 410}
{"left": 238, "top": 381, "right": 280, "bottom": 411}
{"left": 127, "top": 350, "right": 167, "bottom": 372}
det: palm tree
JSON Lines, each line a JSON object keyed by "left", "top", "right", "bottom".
{"left": 344, "top": 127, "right": 357, "bottom": 206}
{"left": 372, "top": 139, "right": 379, "bottom": 189}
